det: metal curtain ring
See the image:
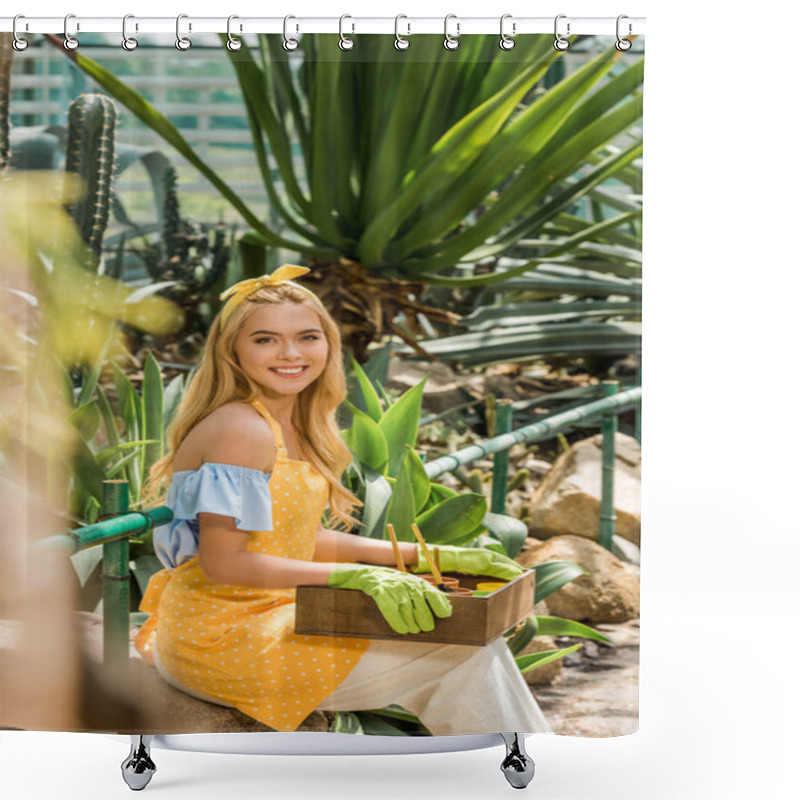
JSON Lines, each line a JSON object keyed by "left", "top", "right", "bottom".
{"left": 554, "top": 14, "right": 570, "bottom": 51}
{"left": 339, "top": 14, "right": 354, "bottom": 50}
{"left": 175, "top": 13, "right": 191, "bottom": 51}
{"left": 616, "top": 15, "right": 633, "bottom": 51}
{"left": 226, "top": 15, "right": 242, "bottom": 51}
{"left": 283, "top": 15, "right": 299, "bottom": 51}
{"left": 443, "top": 14, "right": 460, "bottom": 51}
{"left": 499, "top": 14, "right": 515, "bottom": 50}
{"left": 12, "top": 15, "right": 29, "bottom": 52}
{"left": 394, "top": 15, "right": 410, "bottom": 50}
{"left": 122, "top": 14, "right": 138, "bottom": 50}
{"left": 63, "top": 13, "right": 79, "bottom": 50}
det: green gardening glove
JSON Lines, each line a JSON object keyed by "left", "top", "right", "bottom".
{"left": 327, "top": 564, "right": 452, "bottom": 635}
{"left": 410, "top": 545, "right": 524, "bottom": 581}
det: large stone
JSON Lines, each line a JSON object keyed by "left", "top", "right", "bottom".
{"left": 518, "top": 535, "right": 639, "bottom": 623}
{"left": 386, "top": 359, "right": 482, "bottom": 414}
{"left": 529, "top": 432, "right": 641, "bottom": 546}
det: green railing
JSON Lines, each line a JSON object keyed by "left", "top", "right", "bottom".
{"left": 36, "top": 379, "right": 639, "bottom": 670}
{"left": 424, "top": 380, "right": 641, "bottom": 551}
{"left": 35, "top": 481, "right": 173, "bottom": 671}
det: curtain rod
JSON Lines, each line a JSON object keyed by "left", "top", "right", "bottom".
{"left": 0, "top": 16, "right": 646, "bottom": 37}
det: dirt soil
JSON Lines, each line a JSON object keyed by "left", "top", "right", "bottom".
{"left": 532, "top": 618, "right": 639, "bottom": 738}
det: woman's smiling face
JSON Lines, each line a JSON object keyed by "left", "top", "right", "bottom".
{"left": 233, "top": 301, "right": 329, "bottom": 400}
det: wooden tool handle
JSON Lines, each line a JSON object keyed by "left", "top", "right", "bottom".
{"left": 386, "top": 523, "right": 407, "bottom": 572}
{"left": 411, "top": 523, "right": 444, "bottom": 586}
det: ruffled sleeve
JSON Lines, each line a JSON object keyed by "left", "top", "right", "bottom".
{"left": 153, "top": 462, "right": 272, "bottom": 569}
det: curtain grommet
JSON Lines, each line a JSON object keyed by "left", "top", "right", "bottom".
{"left": 175, "top": 13, "right": 192, "bottom": 51}
{"left": 615, "top": 15, "right": 633, "bottom": 51}
{"left": 554, "top": 14, "right": 570, "bottom": 51}
{"left": 283, "top": 15, "right": 299, "bottom": 51}
{"left": 499, "top": 14, "right": 516, "bottom": 50}
{"left": 443, "top": 14, "right": 460, "bottom": 51}
{"left": 226, "top": 15, "right": 242, "bottom": 51}
{"left": 121, "top": 14, "right": 138, "bottom": 50}
{"left": 63, "top": 13, "right": 79, "bottom": 50}
{"left": 339, "top": 15, "right": 355, "bottom": 51}
{"left": 394, "top": 15, "right": 410, "bottom": 50}
{"left": 12, "top": 15, "right": 29, "bottom": 52}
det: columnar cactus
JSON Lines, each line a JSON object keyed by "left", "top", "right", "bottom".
{"left": 0, "top": 34, "right": 12, "bottom": 174}
{"left": 63, "top": 93, "right": 117, "bottom": 270}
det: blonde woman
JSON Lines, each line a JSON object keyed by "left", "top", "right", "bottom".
{"left": 134, "top": 265, "right": 550, "bottom": 736}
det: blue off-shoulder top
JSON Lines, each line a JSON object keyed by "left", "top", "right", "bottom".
{"left": 154, "top": 462, "right": 273, "bottom": 570}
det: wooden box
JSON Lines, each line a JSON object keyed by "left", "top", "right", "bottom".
{"left": 295, "top": 570, "right": 535, "bottom": 646}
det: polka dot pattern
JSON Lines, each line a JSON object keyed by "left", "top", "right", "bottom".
{"left": 134, "top": 400, "right": 370, "bottom": 732}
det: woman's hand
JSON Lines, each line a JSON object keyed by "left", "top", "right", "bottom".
{"left": 327, "top": 564, "right": 452, "bottom": 634}
{"left": 410, "top": 545, "right": 524, "bottom": 581}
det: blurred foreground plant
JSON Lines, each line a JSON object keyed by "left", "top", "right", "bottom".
{"left": 0, "top": 168, "right": 182, "bottom": 730}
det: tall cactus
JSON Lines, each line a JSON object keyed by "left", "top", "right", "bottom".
{"left": 63, "top": 93, "right": 117, "bottom": 271}
{"left": 0, "top": 34, "right": 12, "bottom": 174}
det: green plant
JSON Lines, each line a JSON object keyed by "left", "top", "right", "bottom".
{"left": 61, "top": 349, "right": 188, "bottom": 613}
{"left": 62, "top": 35, "right": 643, "bottom": 361}
{"left": 129, "top": 166, "right": 233, "bottom": 335}
{"left": 0, "top": 34, "right": 11, "bottom": 173}
{"left": 63, "top": 93, "right": 117, "bottom": 271}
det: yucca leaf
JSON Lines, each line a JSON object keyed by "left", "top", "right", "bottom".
{"left": 69, "top": 401, "right": 101, "bottom": 442}
{"left": 95, "top": 439, "right": 160, "bottom": 466}
{"left": 344, "top": 401, "right": 389, "bottom": 473}
{"left": 349, "top": 357, "right": 383, "bottom": 423}
{"left": 358, "top": 58, "right": 555, "bottom": 264}
{"left": 481, "top": 512, "right": 528, "bottom": 559}
{"left": 516, "top": 643, "right": 582, "bottom": 674}
{"left": 403, "top": 446, "right": 431, "bottom": 514}
{"left": 536, "top": 616, "right": 612, "bottom": 644}
{"left": 532, "top": 560, "right": 587, "bottom": 605}
{"left": 94, "top": 383, "right": 120, "bottom": 449}
{"left": 359, "top": 464, "right": 393, "bottom": 539}
{"left": 141, "top": 352, "right": 164, "bottom": 482}
{"left": 383, "top": 453, "right": 417, "bottom": 545}
{"left": 505, "top": 615, "right": 540, "bottom": 655}
{"left": 378, "top": 377, "right": 427, "bottom": 477}
{"left": 413, "top": 493, "right": 487, "bottom": 545}
{"left": 387, "top": 47, "right": 621, "bottom": 263}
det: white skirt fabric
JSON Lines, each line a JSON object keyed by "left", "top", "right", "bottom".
{"left": 153, "top": 633, "right": 551, "bottom": 736}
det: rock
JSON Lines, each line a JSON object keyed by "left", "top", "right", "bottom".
{"left": 125, "top": 658, "right": 329, "bottom": 733}
{"left": 533, "top": 619, "right": 639, "bottom": 737}
{"left": 517, "top": 535, "right": 639, "bottom": 623}
{"left": 612, "top": 534, "right": 641, "bottom": 566}
{"left": 386, "top": 359, "right": 482, "bottom": 414}
{"left": 528, "top": 432, "right": 641, "bottom": 546}
{"left": 523, "top": 457, "right": 556, "bottom": 479}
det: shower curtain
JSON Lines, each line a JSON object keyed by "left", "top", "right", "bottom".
{"left": 0, "top": 25, "right": 642, "bottom": 740}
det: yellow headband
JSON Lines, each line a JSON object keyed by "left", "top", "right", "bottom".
{"left": 218, "top": 264, "right": 315, "bottom": 329}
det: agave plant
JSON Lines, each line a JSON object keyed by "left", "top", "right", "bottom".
{"left": 341, "top": 358, "right": 536, "bottom": 554}
{"left": 60, "top": 35, "right": 643, "bottom": 360}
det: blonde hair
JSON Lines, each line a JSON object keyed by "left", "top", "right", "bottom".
{"left": 142, "top": 283, "right": 362, "bottom": 530}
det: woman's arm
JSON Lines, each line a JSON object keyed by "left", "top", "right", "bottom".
{"left": 194, "top": 403, "right": 335, "bottom": 588}
{"left": 313, "top": 526, "right": 419, "bottom": 569}
{"left": 198, "top": 514, "right": 338, "bottom": 588}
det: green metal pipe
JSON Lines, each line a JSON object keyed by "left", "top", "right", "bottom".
{"left": 102, "top": 480, "right": 130, "bottom": 672}
{"left": 34, "top": 506, "right": 174, "bottom": 556}
{"left": 599, "top": 382, "right": 618, "bottom": 551}
{"left": 491, "top": 400, "right": 513, "bottom": 514}
{"left": 424, "top": 386, "right": 641, "bottom": 481}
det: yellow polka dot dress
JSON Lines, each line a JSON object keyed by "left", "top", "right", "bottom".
{"left": 134, "top": 400, "right": 371, "bottom": 731}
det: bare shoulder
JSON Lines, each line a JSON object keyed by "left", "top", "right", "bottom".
{"left": 176, "top": 402, "right": 275, "bottom": 472}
